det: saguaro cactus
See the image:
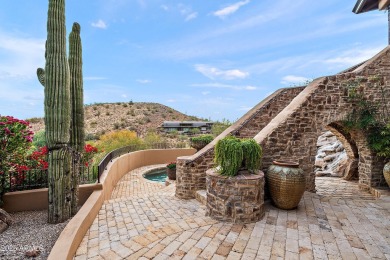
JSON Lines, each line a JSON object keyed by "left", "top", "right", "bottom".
{"left": 69, "top": 22, "right": 84, "bottom": 215}
{"left": 37, "top": 0, "right": 72, "bottom": 223}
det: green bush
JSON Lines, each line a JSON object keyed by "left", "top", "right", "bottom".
{"left": 190, "top": 135, "right": 213, "bottom": 151}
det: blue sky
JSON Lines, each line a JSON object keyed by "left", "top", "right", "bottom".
{"left": 0, "top": 0, "right": 388, "bottom": 121}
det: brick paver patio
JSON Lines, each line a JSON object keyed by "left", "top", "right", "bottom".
{"left": 75, "top": 166, "right": 390, "bottom": 260}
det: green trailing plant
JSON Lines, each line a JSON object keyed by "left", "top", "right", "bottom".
{"left": 241, "top": 138, "right": 262, "bottom": 171}
{"left": 343, "top": 76, "right": 390, "bottom": 160}
{"left": 36, "top": 0, "right": 84, "bottom": 223}
{"left": 214, "top": 136, "right": 262, "bottom": 176}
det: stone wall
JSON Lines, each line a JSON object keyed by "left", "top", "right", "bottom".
{"left": 206, "top": 170, "right": 265, "bottom": 223}
{"left": 254, "top": 47, "right": 390, "bottom": 191}
{"left": 177, "top": 46, "right": 390, "bottom": 199}
{"left": 176, "top": 87, "right": 305, "bottom": 199}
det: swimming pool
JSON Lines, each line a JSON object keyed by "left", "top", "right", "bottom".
{"left": 143, "top": 169, "right": 167, "bottom": 183}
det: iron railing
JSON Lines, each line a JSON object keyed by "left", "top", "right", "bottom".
{"left": 2, "top": 142, "right": 177, "bottom": 192}
{"left": 97, "top": 142, "right": 170, "bottom": 182}
{"left": 2, "top": 165, "right": 97, "bottom": 193}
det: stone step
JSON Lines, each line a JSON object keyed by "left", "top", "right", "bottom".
{"left": 195, "top": 190, "right": 207, "bottom": 205}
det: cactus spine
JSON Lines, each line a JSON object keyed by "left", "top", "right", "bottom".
{"left": 37, "top": 0, "right": 82, "bottom": 223}
{"left": 69, "top": 22, "right": 84, "bottom": 215}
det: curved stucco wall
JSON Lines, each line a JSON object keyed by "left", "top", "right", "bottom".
{"left": 48, "top": 148, "right": 196, "bottom": 260}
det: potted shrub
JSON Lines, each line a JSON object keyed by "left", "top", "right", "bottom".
{"left": 206, "top": 136, "right": 265, "bottom": 223}
{"left": 190, "top": 135, "right": 214, "bottom": 151}
{"left": 166, "top": 161, "right": 176, "bottom": 180}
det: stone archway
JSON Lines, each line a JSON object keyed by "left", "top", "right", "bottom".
{"left": 325, "top": 122, "right": 359, "bottom": 180}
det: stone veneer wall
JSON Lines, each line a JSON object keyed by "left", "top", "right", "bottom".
{"left": 175, "top": 87, "right": 305, "bottom": 199}
{"left": 206, "top": 170, "right": 265, "bottom": 223}
{"left": 177, "top": 47, "right": 390, "bottom": 199}
{"left": 254, "top": 47, "right": 390, "bottom": 191}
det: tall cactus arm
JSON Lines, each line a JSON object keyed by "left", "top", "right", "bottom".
{"left": 37, "top": 68, "right": 45, "bottom": 86}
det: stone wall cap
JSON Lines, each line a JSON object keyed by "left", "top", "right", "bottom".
{"left": 206, "top": 168, "right": 264, "bottom": 179}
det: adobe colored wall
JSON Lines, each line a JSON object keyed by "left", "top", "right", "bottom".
{"left": 48, "top": 148, "right": 195, "bottom": 260}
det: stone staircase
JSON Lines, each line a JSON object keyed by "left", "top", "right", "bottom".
{"left": 176, "top": 46, "right": 390, "bottom": 200}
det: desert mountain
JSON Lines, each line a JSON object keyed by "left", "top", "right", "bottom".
{"left": 28, "top": 102, "right": 201, "bottom": 139}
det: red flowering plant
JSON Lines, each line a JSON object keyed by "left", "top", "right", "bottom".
{"left": 0, "top": 116, "right": 34, "bottom": 205}
{"left": 82, "top": 144, "right": 98, "bottom": 167}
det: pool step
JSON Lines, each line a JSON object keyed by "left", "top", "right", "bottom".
{"left": 195, "top": 190, "right": 207, "bottom": 205}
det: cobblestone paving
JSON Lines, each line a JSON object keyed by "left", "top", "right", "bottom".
{"left": 75, "top": 167, "right": 390, "bottom": 259}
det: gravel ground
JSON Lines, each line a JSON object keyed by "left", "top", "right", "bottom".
{"left": 0, "top": 210, "right": 69, "bottom": 259}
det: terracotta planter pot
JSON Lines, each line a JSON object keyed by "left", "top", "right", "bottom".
{"left": 384, "top": 161, "right": 390, "bottom": 187}
{"left": 267, "top": 160, "right": 306, "bottom": 210}
{"left": 166, "top": 168, "right": 176, "bottom": 180}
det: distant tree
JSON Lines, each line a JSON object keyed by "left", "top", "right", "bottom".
{"left": 211, "top": 119, "right": 232, "bottom": 137}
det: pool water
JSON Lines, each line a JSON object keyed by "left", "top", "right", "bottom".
{"left": 143, "top": 169, "right": 167, "bottom": 183}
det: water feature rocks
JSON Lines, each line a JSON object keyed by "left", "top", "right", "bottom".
{"left": 315, "top": 131, "right": 348, "bottom": 177}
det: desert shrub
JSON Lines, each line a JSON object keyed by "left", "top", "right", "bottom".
{"left": 32, "top": 130, "right": 46, "bottom": 148}
{"left": 94, "top": 130, "right": 144, "bottom": 154}
{"left": 26, "top": 117, "right": 41, "bottom": 124}
{"left": 105, "top": 112, "right": 110, "bottom": 116}
{"left": 123, "top": 103, "right": 128, "bottom": 108}
{"left": 190, "top": 135, "right": 213, "bottom": 151}
{"left": 211, "top": 119, "right": 232, "bottom": 137}
{"left": 85, "top": 133, "right": 98, "bottom": 141}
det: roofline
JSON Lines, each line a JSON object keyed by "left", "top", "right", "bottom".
{"left": 353, "top": 0, "right": 368, "bottom": 13}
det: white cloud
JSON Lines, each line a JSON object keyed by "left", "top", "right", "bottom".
{"left": 238, "top": 106, "right": 252, "bottom": 111}
{"left": 281, "top": 75, "right": 311, "bottom": 85}
{"left": 84, "top": 76, "right": 107, "bottom": 81}
{"left": 201, "top": 91, "right": 210, "bottom": 95}
{"left": 192, "top": 82, "right": 257, "bottom": 91}
{"left": 178, "top": 4, "right": 198, "bottom": 22}
{"left": 185, "top": 12, "right": 198, "bottom": 22}
{"left": 161, "top": 5, "right": 169, "bottom": 11}
{"left": 245, "top": 86, "right": 257, "bottom": 90}
{"left": 0, "top": 31, "right": 45, "bottom": 79}
{"left": 121, "top": 94, "right": 127, "bottom": 98}
{"left": 325, "top": 47, "right": 382, "bottom": 67}
{"left": 195, "top": 64, "right": 249, "bottom": 80}
{"left": 167, "top": 99, "right": 176, "bottom": 103}
{"left": 213, "top": 0, "right": 250, "bottom": 19}
{"left": 137, "top": 79, "right": 151, "bottom": 84}
{"left": 91, "top": 19, "right": 107, "bottom": 29}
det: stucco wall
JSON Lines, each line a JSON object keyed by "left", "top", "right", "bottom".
{"left": 48, "top": 148, "right": 195, "bottom": 260}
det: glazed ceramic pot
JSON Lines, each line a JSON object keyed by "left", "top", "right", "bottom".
{"left": 166, "top": 167, "right": 176, "bottom": 180}
{"left": 267, "top": 160, "right": 306, "bottom": 210}
{"left": 384, "top": 161, "right": 390, "bottom": 187}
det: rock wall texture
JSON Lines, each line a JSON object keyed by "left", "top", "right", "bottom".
{"left": 176, "top": 87, "right": 305, "bottom": 199}
{"left": 315, "top": 131, "right": 349, "bottom": 178}
{"left": 176, "top": 46, "right": 390, "bottom": 199}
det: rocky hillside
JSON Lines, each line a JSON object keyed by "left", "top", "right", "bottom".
{"left": 28, "top": 102, "right": 201, "bottom": 138}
